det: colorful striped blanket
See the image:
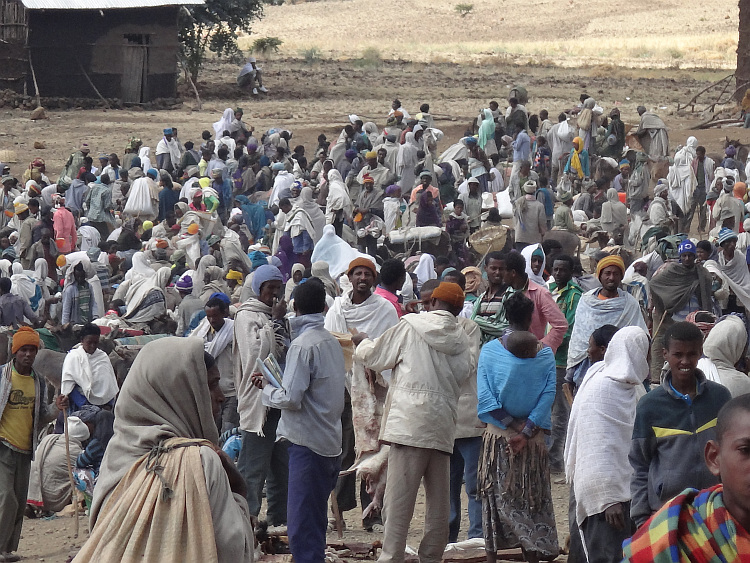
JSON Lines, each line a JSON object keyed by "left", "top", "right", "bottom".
{"left": 622, "top": 484, "right": 750, "bottom": 562}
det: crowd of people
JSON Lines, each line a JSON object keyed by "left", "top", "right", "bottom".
{"left": 2, "top": 92, "right": 750, "bottom": 563}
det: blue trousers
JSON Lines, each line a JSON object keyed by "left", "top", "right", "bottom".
{"left": 287, "top": 444, "right": 340, "bottom": 563}
{"left": 448, "top": 436, "right": 483, "bottom": 542}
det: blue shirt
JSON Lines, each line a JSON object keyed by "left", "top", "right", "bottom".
{"left": 262, "top": 314, "right": 346, "bottom": 457}
{"left": 513, "top": 130, "right": 531, "bottom": 162}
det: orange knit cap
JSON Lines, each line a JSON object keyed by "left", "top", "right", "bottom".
{"left": 12, "top": 326, "right": 40, "bottom": 354}
{"left": 596, "top": 255, "right": 625, "bottom": 278}
{"left": 431, "top": 282, "right": 465, "bottom": 309}
{"left": 347, "top": 256, "right": 377, "bottom": 276}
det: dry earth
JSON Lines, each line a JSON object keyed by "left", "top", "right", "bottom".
{"left": 2, "top": 55, "right": 749, "bottom": 561}
{"left": 244, "top": 0, "right": 739, "bottom": 68}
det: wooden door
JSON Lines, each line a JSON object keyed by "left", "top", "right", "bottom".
{"left": 122, "top": 35, "right": 148, "bottom": 103}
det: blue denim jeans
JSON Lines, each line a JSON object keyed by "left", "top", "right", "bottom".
{"left": 448, "top": 436, "right": 483, "bottom": 542}
{"left": 287, "top": 444, "right": 339, "bottom": 563}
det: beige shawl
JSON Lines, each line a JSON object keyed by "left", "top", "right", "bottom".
{"left": 90, "top": 338, "right": 219, "bottom": 525}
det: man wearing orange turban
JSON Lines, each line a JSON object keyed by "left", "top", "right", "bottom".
{"left": 0, "top": 326, "right": 67, "bottom": 561}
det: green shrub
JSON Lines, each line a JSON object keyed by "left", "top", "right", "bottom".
{"left": 455, "top": 3, "right": 473, "bottom": 17}
{"left": 252, "top": 36, "right": 283, "bottom": 55}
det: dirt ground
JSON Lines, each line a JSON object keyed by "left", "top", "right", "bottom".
{"left": 2, "top": 58, "right": 750, "bottom": 178}
{"left": 4, "top": 57, "right": 750, "bottom": 561}
{"left": 17, "top": 481, "right": 571, "bottom": 562}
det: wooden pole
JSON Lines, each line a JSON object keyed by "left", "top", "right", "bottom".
{"left": 27, "top": 50, "right": 41, "bottom": 108}
{"left": 330, "top": 492, "right": 344, "bottom": 540}
{"left": 179, "top": 59, "right": 202, "bottom": 111}
{"left": 75, "top": 58, "right": 109, "bottom": 108}
{"left": 63, "top": 408, "right": 79, "bottom": 538}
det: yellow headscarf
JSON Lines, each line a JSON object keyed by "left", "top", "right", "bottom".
{"left": 569, "top": 136, "right": 584, "bottom": 179}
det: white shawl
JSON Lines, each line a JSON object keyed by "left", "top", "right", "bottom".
{"left": 324, "top": 291, "right": 399, "bottom": 340}
{"left": 666, "top": 137, "right": 697, "bottom": 215}
{"left": 566, "top": 288, "right": 648, "bottom": 369}
{"left": 414, "top": 253, "right": 436, "bottom": 290}
{"left": 564, "top": 326, "right": 649, "bottom": 525}
{"left": 717, "top": 249, "right": 750, "bottom": 311}
{"left": 521, "top": 243, "right": 547, "bottom": 287}
{"left": 61, "top": 344, "right": 119, "bottom": 405}
{"left": 213, "top": 108, "right": 234, "bottom": 138}
{"left": 191, "top": 317, "right": 235, "bottom": 360}
{"left": 702, "top": 316, "right": 750, "bottom": 397}
{"left": 310, "top": 224, "right": 360, "bottom": 279}
{"left": 325, "top": 169, "right": 353, "bottom": 224}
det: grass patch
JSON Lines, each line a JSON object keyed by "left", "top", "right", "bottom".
{"left": 353, "top": 46, "right": 382, "bottom": 67}
{"left": 301, "top": 46, "right": 322, "bottom": 64}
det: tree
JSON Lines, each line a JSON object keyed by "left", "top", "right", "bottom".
{"left": 736, "top": 0, "right": 750, "bottom": 100}
{"left": 179, "top": 0, "right": 264, "bottom": 82}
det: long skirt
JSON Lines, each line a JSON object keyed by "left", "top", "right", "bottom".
{"left": 478, "top": 424, "right": 559, "bottom": 558}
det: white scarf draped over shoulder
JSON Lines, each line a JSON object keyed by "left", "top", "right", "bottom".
{"left": 61, "top": 344, "right": 119, "bottom": 405}
{"left": 564, "top": 326, "right": 649, "bottom": 525}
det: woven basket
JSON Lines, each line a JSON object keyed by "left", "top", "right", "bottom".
{"left": 469, "top": 225, "right": 508, "bottom": 255}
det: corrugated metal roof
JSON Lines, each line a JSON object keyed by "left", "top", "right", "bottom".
{"left": 21, "top": 0, "right": 203, "bottom": 9}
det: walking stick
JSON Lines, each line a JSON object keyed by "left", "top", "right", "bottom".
{"left": 330, "top": 491, "right": 344, "bottom": 540}
{"left": 63, "top": 408, "right": 79, "bottom": 538}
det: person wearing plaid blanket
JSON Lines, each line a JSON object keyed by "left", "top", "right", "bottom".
{"left": 623, "top": 394, "right": 750, "bottom": 561}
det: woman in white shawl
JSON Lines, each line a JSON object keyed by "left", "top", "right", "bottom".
{"left": 10, "top": 261, "right": 43, "bottom": 316}
{"left": 213, "top": 108, "right": 235, "bottom": 138}
{"left": 77, "top": 337, "right": 254, "bottom": 562}
{"left": 414, "top": 253, "right": 436, "bottom": 291}
{"left": 61, "top": 323, "right": 119, "bottom": 408}
{"left": 364, "top": 122, "right": 379, "bottom": 147}
{"left": 520, "top": 243, "right": 547, "bottom": 286}
{"left": 701, "top": 316, "right": 750, "bottom": 397}
{"left": 716, "top": 228, "right": 750, "bottom": 311}
{"left": 310, "top": 224, "right": 359, "bottom": 279}
{"left": 285, "top": 263, "right": 305, "bottom": 302}
{"left": 126, "top": 251, "right": 155, "bottom": 281}
{"left": 138, "top": 146, "right": 152, "bottom": 172}
{"left": 285, "top": 187, "right": 325, "bottom": 255}
{"left": 329, "top": 127, "right": 351, "bottom": 167}
{"left": 667, "top": 136, "right": 697, "bottom": 225}
{"left": 324, "top": 169, "right": 353, "bottom": 225}
{"left": 600, "top": 188, "right": 627, "bottom": 235}
{"left": 113, "top": 266, "right": 171, "bottom": 324}
{"left": 0, "top": 258, "right": 11, "bottom": 278}
{"left": 396, "top": 132, "right": 420, "bottom": 190}
{"left": 564, "top": 326, "right": 649, "bottom": 562}
{"left": 192, "top": 254, "right": 216, "bottom": 299}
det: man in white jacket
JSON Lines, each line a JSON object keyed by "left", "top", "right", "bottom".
{"left": 353, "top": 282, "right": 471, "bottom": 563}
{"left": 419, "top": 279, "right": 482, "bottom": 542}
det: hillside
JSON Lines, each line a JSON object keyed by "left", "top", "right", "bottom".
{"left": 243, "top": 0, "right": 739, "bottom": 68}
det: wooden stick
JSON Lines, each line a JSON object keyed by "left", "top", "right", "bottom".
{"left": 27, "top": 50, "right": 41, "bottom": 108}
{"left": 63, "top": 408, "right": 79, "bottom": 538}
{"left": 330, "top": 491, "right": 344, "bottom": 540}
{"left": 179, "top": 59, "right": 202, "bottom": 111}
{"left": 75, "top": 58, "right": 109, "bottom": 108}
